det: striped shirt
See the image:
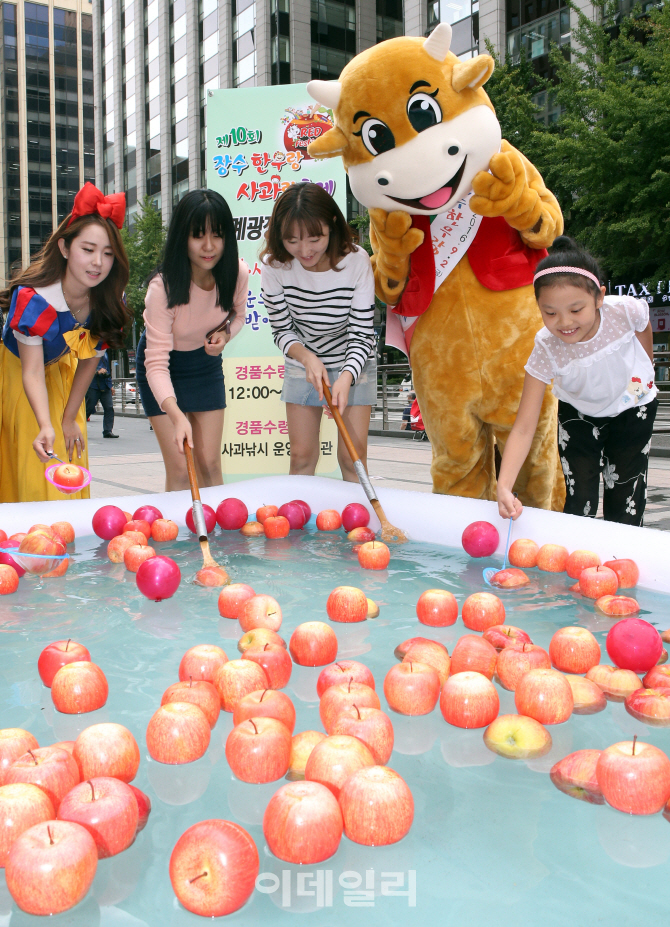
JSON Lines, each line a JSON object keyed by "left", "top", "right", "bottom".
{"left": 261, "top": 245, "right": 375, "bottom": 382}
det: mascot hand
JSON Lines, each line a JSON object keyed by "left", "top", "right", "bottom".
{"left": 470, "top": 141, "right": 543, "bottom": 232}
{"left": 369, "top": 209, "right": 424, "bottom": 302}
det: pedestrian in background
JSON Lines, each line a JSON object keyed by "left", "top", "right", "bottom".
{"left": 86, "top": 349, "right": 118, "bottom": 438}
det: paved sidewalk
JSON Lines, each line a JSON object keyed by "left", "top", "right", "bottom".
{"left": 85, "top": 414, "right": 670, "bottom": 530}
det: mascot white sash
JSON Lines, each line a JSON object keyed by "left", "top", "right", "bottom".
{"left": 385, "top": 190, "right": 482, "bottom": 357}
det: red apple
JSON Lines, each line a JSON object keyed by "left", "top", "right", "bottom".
{"left": 596, "top": 738, "right": 670, "bottom": 814}
{"left": 536, "top": 544, "right": 569, "bottom": 572}
{"left": 403, "top": 641, "right": 450, "bottom": 684}
{"left": 564, "top": 674, "right": 607, "bottom": 714}
{"left": 216, "top": 497, "right": 248, "bottom": 530}
{"left": 57, "top": 776, "right": 138, "bottom": 858}
{"left": 326, "top": 585, "right": 368, "bottom": 623}
{"left": 289, "top": 622, "right": 338, "bottom": 666}
{"left": 225, "top": 717, "right": 292, "bottom": 783}
{"left": 483, "top": 714, "right": 553, "bottom": 759}
{"left": 341, "top": 503, "right": 370, "bottom": 532}
{"left": 383, "top": 662, "right": 440, "bottom": 715}
{"left": 305, "top": 734, "right": 375, "bottom": 797}
{"left": 151, "top": 518, "right": 179, "bottom": 542}
{"left": 263, "top": 515, "right": 290, "bottom": 539}
{"left": 287, "top": 731, "right": 326, "bottom": 780}
{"left": 51, "top": 661, "right": 108, "bottom": 714}
{"left": 440, "top": 671, "right": 499, "bottom": 728}
{"left": 124, "top": 544, "right": 156, "bottom": 573}
{"left": 550, "top": 749, "right": 604, "bottom": 804}
{"left": 0, "top": 783, "right": 55, "bottom": 866}
{"left": 133, "top": 504, "right": 163, "bottom": 526}
{"left": 0, "top": 564, "right": 18, "bottom": 593}
{"left": 238, "top": 628, "right": 286, "bottom": 653}
{"left": 462, "top": 592, "right": 505, "bottom": 632}
{"left": 107, "top": 534, "right": 139, "bottom": 563}
{"left": 239, "top": 594, "right": 282, "bottom": 632}
{"left": 594, "top": 594, "right": 640, "bottom": 616}
{"left": 508, "top": 539, "right": 539, "bottom": 568}
{"left": 256, "top": 505, "right": 278, "bottom": 524}
{"left": 450, "top": 635, "right": 498, "bottom": 679}
{"left": 6, "top": 747, "right": 79, "bottom": 811}
{"left": 491, "top": 567, "right": 530, "bottom": 588}
{"left": 233, "top": 688, "right": 296, "bottom": 733}
{"left": 290, "top": 499, "right": 311, "bottom": 522}
{"left": 483, "top": 625, "right": 532, "bottom": 651}
{"left": 357, "top": 540, "right": 390, "bottom": 570}
{"left": 0, "top": 730, "right": 39, "bottom": 786}
{"left": 317, "top": 660, "right": 375, "bottom": 697}
{"left": 123, "top": 519, "right": 151, "bottom": 540}
{"left": 319, "top": 680, "right": 380, "bottom": 732}
{"left": 586, "top": 665, "right": 642, "bottom": 701}
{"left": 179, "top": 644, "right": 228, "bottom": 683}
{"left": 0, "top": 542, "right": 26, "bottom": 578}
{"left": 242, "top": 644, "right": 292, "bottom": 689}
{"left": 331, "top": 705, "right": 394, "bottom": 764}
{"left": 606, "top": 617, "right": 662, "bottom": 673}
{"left": 643, "top": 665, "right": 670, "bottom": 688}
{"left": 514, "top": 668, "right": 573, "bottom": 724}
{"left": 50, "top": 521, "right": 75, "bottom": 544}
{"left": 566, "top": 549, "right": 601, "bottom": 579}
{"left": 218, "top": 583, "right": 256, "bottom": 619}
{"left": 339, "top": 765, "right": 413, "bottom": 846}
{"left": 240, "top": 521, "right": 265, "bottom": 537}
{"left": 549, "top": 627, "right": 601, "bottom": 674}
{"left": 496, "top": 642, "right": 551, "bottom": 690}
{"left": 213, "top": 659, "right": 268, "bottom": 712}
{"left": 277, "top": 502, "right": 306, "bottom": 530}
{"left": 5, "top": 820, "right": 97, "bottom": 915}
{"left": 394, "top": 636, "right": 449, "bottom": 661}
{"left": 38, "top": 639, "right": 92, "bottom": 688}
{"left": 348, "top": 526, "right": 376, "bottom": 542}
{"left": 625, "top": 687, "right": 670, "bottom": 726}
{"left": 8, "top": 533, "right": 26, "bottom": 542}
{"left": 316, "top": 509, "right": 342, "bottom": 531}
{"left": 128, "top": 784, "right": 151, "bottom": 831}
{"left": 93, "top": 505, "right": 129, "bottom": 540}
{"left": 169, "top": 819, "right": 259, "bottom": 917}
{"left": 73, "top": 723, "right": 140, "bottom": 783}
{"left": 416, "top": 589, "right": 458, "bottom": 627}
{"left": 579, "top": 566, "right": 618, "bottom": 599}
{"left": 53, "top": 463, "right": 85, "bottom": 488}
{"left": 146, "top": 702, "right": 210, "bottom": 764}
{"left": 162, "top": 680, "right": 221, "bottom": 729}
{"left": 263, "top": 780, "right": 342, "bottom": 863}
{"left": 461, "top": 521, "right": 499, "bottom": 558}
{"left": 18, "top": 531, "right": 64, "bottom": 572}
{"left": 603, "top": 558, "right": 639, "bottom": 589}
{"left": 185, "top": 503, "right": 217, "bottom": 535}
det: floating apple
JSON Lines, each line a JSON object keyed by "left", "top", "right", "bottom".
{"left": 461, "top": 521, "right": 499, "bottom": 558}
{"left": 0, "top": 564, "right": 19, "bottom": 594}
{"left": 357, "top": 540, "right": 390, "bottom": 570}
{"left": 596, "top": 737, "right": 670, "bottom": 815}
{"left": 290, "top": 499, "right": 311, "bottom": 522}
{"left": 213, "top": 659, "right": 268, "bottom": 712}
{"left": 566, "top": 549, "right": 601, "bottom": 579}
{"left": 0, "top": 783, "right": 55, "bottom": 866}
{"left": 326, "top": 586, "right": 368, "bottom": 623}
{"left": 305, "top": 734, "right": 375, "bottom": 798}
{"left": 440, "top": 671, "right": 500, "bottom": 729}
{"left": 367, "top": 598, "right": 379, "bottom": 618}
{"left": 319, "top": 680, "right": 380, "bottom": 732}
{"left": 394, "top": 636, "right": 449, "bottom": 661}
{"left": 603, "top": 558, "right": 639, "bottom": 589}
{"left": 123, "top": 544, "right": 156, "bottom": 573}
{"left": 514, "top": 668, "right": 573, "bottom": 724}
{"left": 0, "top": 542, "right": 26, "bottom": 578}
{"left": 123, "top": 519, "right": 152, "bottom": 540}
{"left": 38, "top": 639, "right": 91, "bottom": 688}
{"left": 136, "top": 555, "right": 181, "bottom": 601}
{"left": 331, "top": 705, "right": 394, "bottom": 764}
{"left": 133, "top": 504, "right": 163, "bottom": 525}
{"left": 606, "top": 617, "right": 663, "bottom": 673}
{"left": 0, "top": 730, "right": 39, "bottom": 786}
{"left": 287, "top": 731, "right": 327, "bottom": 781}
{"left": 186, "top": 503, "right": 216, "bottom": 534}
{"left": 233, "top": 689, "right": 296, "bottom": 733}
{"left": 316, "top": 509, "right": 342, "bottom": 531}
{"left": 594, "top": 594, "right": 640, "bottom": 617}
{"left": 341, "top": 503, "right": 370, "bottom": 533}
{"left": 643, "top": 665, "right": 670, "bottom": 688}
{"left": 483, "top": 714, "right": 552, "bottom": 759}
{"left": 107, "top": 534, "right": 140, "bottom": 563}
{"left": 508, "top": 539, "right": 539, "bottom": 568}
{"left": 450, "top": 635, "right": 497, "bottom": 679}
{"left": 289, "top": 622, "right": 338, "bottom": 666}
{"left": 128, "top": 784, "right": 151, "bottom": 831}
{"left": 625, "top": 687, "right": 670, "bottom": 726}
{"left": 263, "top": 780, "right": 343, "bottom": 864}
{"left": 256, "top": 505, "right": 278, "bottom": 524}
{"left": 416, "top": 589, "right": 458, "bottom": 627}
{"left": 339, "top": 765, "right": 414, "bottom": 846}
{"left": 585, "top": 665, "right": 642, "bottom": 701}
{"left": 462, "top": 593, "right": 505, "bottom": 632}
{"left": 92, "top": 505, "right": 128, "bottom": 540}
{"left": 239, "top": 594, "right": 282, "bottom": 632}
{"left": 317, "top": 660, "right": 375, "bottom": 697}
{"left": 237, "top": 628, "right": 286, "bottom": 653}
{"left": 51, "top": 661, "right": 108, "bottom": 714}
{"left": 549, "top": 627, "right": 601, "bottom": 674}
{"left": 216, "top": 498, "right": 248, "bottom": 530}
{"left": 57, "top": 776, "right": 139, "bottom": 858}
{"left": 277, "top": 502, "right": 306, "bottom": 530}
{"left": 383, "top": 662, "right": 440, "bottom": 716}
{"left": 73, "top": 723, "right": 140, "bottom": 782}
{"left": 402, "top": 640, "right": 450, "bottom": 684}
{"left": 483, "top": 625, "right": 532, "bottom": 651}
{"left": 490, "top": 567, "right": 530, "bottom": 588}
{"left": 162, "top": 680, "right": 221, "bottom": 729}
{"left": 225, "top": 717, "right": 292, "bottom": 783}
{"left": 151, "top": 518, "right": 179, "bottom": 542}
{"left": 179, "top": 644, "right": 228, "bottom": 683}
{"left": 536, "top": 544, "right": 569, "bottom": 572}
{"left": 146, "top": 702, "right": 210, "bottom": 764}
{"left": 169, "top": 819, "right": 259, "bottom": 917}
{"left": 195, "top": 564, "right": 230, "bottom": 587}
{"left": 242, "top": 644, "right": 292, "bottom": 689}
{"left": 240, "top": 521, "right": 264, "bottom": 537}
{"left": 348, "top": 526, "right": 376, "bottom": 542}
{"left": 6, "top": 746, "right": 79, "bottom": 811}
{"left": 50, "top": 521, "right": 75, "bottom": 544}
{"left": 496, "top": 642, "right": 551, "bottom": 691}
{"left": 263, "top": 515, "right": 290, "bottom": 539}
{"left": 579, "top": 566, "right": 618, "bottom": 599}
{"left": 564, "top": 674, "right": 607, "bottom": 714}
{"left": 550, "top": 749, "right": 604, "bottom": 804}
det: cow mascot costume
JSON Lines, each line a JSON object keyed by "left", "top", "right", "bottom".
{"left": 307, "top": 23, "right": 565, "bottom": 510}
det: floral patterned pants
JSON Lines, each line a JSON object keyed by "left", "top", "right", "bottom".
{"left": 557, "top": 398, "right": 657, "bottom": 526}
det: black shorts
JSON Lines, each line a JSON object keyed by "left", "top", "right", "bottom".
{"left": 135, "top": 332, "right": 227, "bottom": 417}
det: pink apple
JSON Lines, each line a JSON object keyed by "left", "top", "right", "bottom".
{"left": 225, "top": 717, "right": 292, "bottom": 783}
{"left": 348, "top": 526, "right": 376, "bottom": 542}
{"left": 0, "top": 730, "right": 39, "bottom": 786}
{"left": 564, "top": 674, "right": 607, "bottom": 714}
{"left": 625, "top": 687, "right": 670, "bottom": 726}
{"left": 161, "top": 680, "right": 221, "bottom": 729}
{"left": 536, "top": 544, "right": 569, "bottom": 572}
{"left": 383, "top": 661, "right": 440, "bottom": 715}
{"left": 92, "top": 504, "right": 128, "bottom": 541}
{"left": 133, "top": 504, "right": 163, "bottom": 526}
{"left": 51, "top": 661, "right": 108, "bottom": 714}
{"left": 402, "top": 641, "right": 450, "bottom": 684}
{"left": 450, "top": 635, "right": 498, "bottom": 679}
{"left": 416, "top": 589, "right": 458, "bottom": 627}
{"left": 38, "top": 640, "right": 91, "bottom": 688}
{"left": 290, "top": 499, "right": 311, "bottom": 522}
{"left": 566, "top": 549, "right": 601, "bottom": 579}
{"left": 607, "top": 617, "right": 663, "bottom": 673}
{"left": 213, "top": 659, "right": 268, "bottom": 712}
{"left": 242, "top": 644, "right": 292, "bottom": 689}
{"left": 514, "top": 668, "right": 573, "bottom": 724}
{"left": 603, "top": 558, "right": 639, "bottom": 589}
{"left": 483, "top": 714, "right": 552, "bottom": 759}
{"left": 461, "top": 521, "right": 499, "bottom": 558}
{"left": 440, "top": 671, "right": 499, "bottom": 728}
{"left": 341, "top": 503, "right": 370, "bottom": 532}
{"left": 128, "top": 784, "right": 151, "bottom": 831}
{"left": 549, "top": 627, "right": 601, "bottom": 674}
{"left": 0, "top": 783, "right": 55, "bottom": 866}
{"left": 263, "top": 780, "right": 343, "bottom": 864}
{"left": 305, "top": 734, "right": 375, "bottom": 797}
{"left": 169, "top": 819, "right": 259, "bottom": 917}
{"left": 596, "top": 738, "right": 670, "bottom": 814}
{"left": 490, "top": 567, "right": 530, "bottom": 588}
{"left": 216, "top": 498, "right": 248, "bottom": 530}
{"left": 462, "top": 592, "right": 505, "bottom": 632}
{"left": 6, "top": 746, "right": 79, "bottom": 811}
{"left": 239, "top": 594, "right": 282, "bottom": 632}
{"left": 483, "top": 625, "right": 532, "bottom": 651}
{"left": 289, "top": 622, "right": 338, "bottom": 666}
{"left": 326, "top": 586, "right": 368, "bottom": 623}
{"left": 5, "top": 820, "right": 98, "bottom": 915}
{"left": 586, "top": 665, "right": 642, "bottom": 701}
{"left": 317, "top": 660, "right": 375, "bottom": 698}
{"left": 186, "top": 503, "right": 216, "bottom": 534}
{"left": 339, "top": 765, "right": 413, "bottom": 846}
{"left": 550, "top": 749, "right": 604, "bottom": 804}
{"left": 277, "top": 502, "right": 306, "bottom": 530}
{"left": 179, "top": 644, "right": 228, "bottom": 683}
{"left": 146, "top": 702, "right": 211, "bottom": 764}
{"left": 330, "top": 705, "right": 394, "bottom": 764}
{"left": 232, "top": 688, "right": 296, "bottom": 733}
{"left": 357, "top": 541, "right": 390, "bottom": 570}
{"left": 73, "top": 723, "right": 140, "bottom": 783}
{"left": 496, "top": 642, "right": 551, "bottom": 691}
{"left": 217, "top": 583, "right": 256, "bottom": 619}
{"left": 57, "top": 776, "right": 138, "bottom": 858}
{"left": 508, "top": 539, "right": 539, "bottom": 568}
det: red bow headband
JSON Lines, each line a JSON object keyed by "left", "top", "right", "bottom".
{"left": 68, "top": 183, "right": 126, "bottom": 228}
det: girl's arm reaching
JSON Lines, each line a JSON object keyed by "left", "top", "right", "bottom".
{"left": 497, "top": 373, "right": 548, "bottom": 520}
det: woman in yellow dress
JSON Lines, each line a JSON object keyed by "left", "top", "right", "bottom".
{"left": 0, "top": 183, "right": 130, "bottom": 502}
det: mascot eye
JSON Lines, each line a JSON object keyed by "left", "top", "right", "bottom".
{"left": 356, "top": 119, "right": 396, "bottom": 156}
{"left": 407, "top": 92, "right": 442, "bottom": 133}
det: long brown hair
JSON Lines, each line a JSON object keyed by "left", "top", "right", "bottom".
{"left": 0, "top": 214, "right": 131, "bottom": 349}
{"left": 259, "top": 183, "right": 355, "bottom": 269}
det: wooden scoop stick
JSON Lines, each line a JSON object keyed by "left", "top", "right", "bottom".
{"left": 183, "top": 440, "right": 219, "bottom": 569}
{"left": 322, "top": 380, "right": 407, "bottom": 544}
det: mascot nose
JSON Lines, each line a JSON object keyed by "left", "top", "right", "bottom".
{"left": 376, "top": 172, "right": 392, "bottom": 187}
{"left": 444, "top": 143, "right": 460, "bottom": 157}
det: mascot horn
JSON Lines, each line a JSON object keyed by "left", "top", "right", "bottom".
{"left": 307, "top": 23, "right": 565, "bottom": 511}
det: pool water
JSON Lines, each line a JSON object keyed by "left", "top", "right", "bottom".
{"left": 0, "top": 525, "right": 669, "bottom": 927}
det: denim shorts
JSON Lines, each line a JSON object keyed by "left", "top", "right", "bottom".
{"left": 281, "top": 355, "right": 377, "bottom": 407}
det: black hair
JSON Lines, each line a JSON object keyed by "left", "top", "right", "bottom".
{"left": 158, "top": 189, "right": 239, "bottom": 313}
{"left": 533, "top": 235, "right": 603, "bottom": 301}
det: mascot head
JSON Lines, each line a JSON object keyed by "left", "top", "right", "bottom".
{"left": 307, "top": 23, "right": 501, "bottom": 216}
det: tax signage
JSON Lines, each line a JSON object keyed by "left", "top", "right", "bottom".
{"left": 206, "top": 84, "right": 347, "bottom": 482}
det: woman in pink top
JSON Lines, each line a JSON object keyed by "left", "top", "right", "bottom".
{"left": 136, "top": 190, "right": 248, "bottom": 490}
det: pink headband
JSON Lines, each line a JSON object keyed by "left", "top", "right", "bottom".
{"left": 533, "top": 265, "right": 601, "bottom": 288}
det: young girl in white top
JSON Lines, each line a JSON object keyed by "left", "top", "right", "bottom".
{"left": 498, "top": 236, "right": 656, "bottom": 526}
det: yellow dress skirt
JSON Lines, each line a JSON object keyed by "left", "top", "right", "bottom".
{"left": 0, "top": 343, "right": 90, "bottom": 503}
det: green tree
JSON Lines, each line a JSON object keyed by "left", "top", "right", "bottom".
{"left": 120, "top": 196, "right": 166, "bottom": 338}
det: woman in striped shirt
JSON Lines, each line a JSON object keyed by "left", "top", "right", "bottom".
{"left": 261, "top": 184, "right": 376, "bottom": 481}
